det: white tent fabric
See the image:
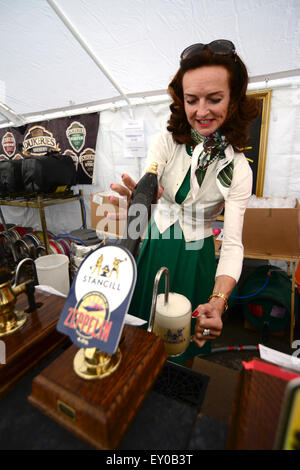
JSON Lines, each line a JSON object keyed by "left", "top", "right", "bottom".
{"left": 1, "top": 0, "right": 300, "bottom": 122}
{"left": 0, "top": 0, "right": 300, "bottom": 235}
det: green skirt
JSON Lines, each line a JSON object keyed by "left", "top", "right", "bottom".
{"left": 128, "top": 218, "right": 216, "bottom": 363}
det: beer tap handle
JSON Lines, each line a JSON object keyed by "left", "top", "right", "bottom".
{"left": 25, "top": 281, "right": 42, "bottom": 313}
{"left": 14, "top": 258, "right": 42, "bottom": 312}
{"left": 147, "top": 267, "right": 169, "bottom": 333}
{"left": 14, "top": 257, "right": 38, "bottom": 286}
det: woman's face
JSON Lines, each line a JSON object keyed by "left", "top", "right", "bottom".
{"left": 182, "top": 65, "right": 231, "bottom": 137}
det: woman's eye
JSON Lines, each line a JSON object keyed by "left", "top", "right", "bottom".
{"left": 209, "top": 98, "right": 221, "bottom": 104}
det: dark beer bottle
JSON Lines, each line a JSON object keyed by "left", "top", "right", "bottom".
{"left": 119, "top": 162, "right": 158, "bottom": 258}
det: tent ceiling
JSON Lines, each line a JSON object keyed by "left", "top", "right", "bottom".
{"left": 1, "top": 0, "right": 300, "bottom": 126}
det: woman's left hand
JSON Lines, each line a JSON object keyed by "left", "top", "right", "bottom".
{"left": 192, "top": 302, "right": 224, "bottom": 348}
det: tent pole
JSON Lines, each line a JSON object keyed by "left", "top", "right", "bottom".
{"left": 0, "top": 102, "right": 26, "bottom": 127}
{"left": 46, "top": 0, "right": 134, "bottom": 118}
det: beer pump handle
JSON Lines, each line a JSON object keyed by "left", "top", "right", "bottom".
{"left": 147, "top": 267, "right": 169, "bottom": 333}
{"left": 119, "top": 162, "right": 158, "bottom": 258}
{"left": 25, "top": 281, "right": 41, "bottom": 313}
{"left": 14, "top": 258, "right": 41, "bottom": 312}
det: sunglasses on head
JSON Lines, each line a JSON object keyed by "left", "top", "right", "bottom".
{"left": 180, "top": 40, "right": 236, "bottom": 60}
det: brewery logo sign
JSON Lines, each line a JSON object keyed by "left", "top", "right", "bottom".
{"left": 22, "top": 125, "right": 60, "bottom": 156}
{"left": 57, "top": 244, "right": 137, "bottom": 354}
{"left": 66, "top": 121, "right": 86, "bottom": 153}
{"left": 0, "top": 112, "right": 100, "bottom": 184}
{"left": 79, "top": 147, "right": 95, "bottom": 179}
{"left": 2, "top": 131, "right": 16, "bottom": 158}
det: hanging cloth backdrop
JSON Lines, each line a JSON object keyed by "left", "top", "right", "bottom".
{"left": 0, "top": 112, "right": 100, "bottom": 184}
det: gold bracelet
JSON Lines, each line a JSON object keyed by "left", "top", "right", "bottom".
{"left": 208, "top": 292, "right": 228, "bottom": 311}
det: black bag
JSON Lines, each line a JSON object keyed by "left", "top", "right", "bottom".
{"left": 22, "top": 151, "right": 77, "bottom": 193}
{"left": 0, "top": 159, "right": 25, "bottom": 195}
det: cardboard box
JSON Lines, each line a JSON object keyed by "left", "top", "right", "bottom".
{"left": 90, "top": 191, "right": 127, "bottom": 238}
{"left": 242, "top": 198, "right": 300, "bottom": 258}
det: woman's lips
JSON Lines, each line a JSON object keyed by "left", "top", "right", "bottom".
{"left": 196, "top": 119, "right": 214, "bottom": 128}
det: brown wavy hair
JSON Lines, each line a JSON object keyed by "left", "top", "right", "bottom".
{"left": 167, "top": 48, "right": 260, "bottom": 150}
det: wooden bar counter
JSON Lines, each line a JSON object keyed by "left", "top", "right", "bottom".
{"left": 0, "top": 290, "right": 67, "bottom": 397}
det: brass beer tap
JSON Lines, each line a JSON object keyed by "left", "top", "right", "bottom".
{"left": 0, "top": 249, "right": 39, "bottom": 337}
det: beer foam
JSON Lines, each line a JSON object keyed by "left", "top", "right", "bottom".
{"left": 155, "top": 292, "right": 191, "bottom": 328}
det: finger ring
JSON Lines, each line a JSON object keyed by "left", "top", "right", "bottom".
{"left": 202, "top": 328, "right": 210, "bottom": 336}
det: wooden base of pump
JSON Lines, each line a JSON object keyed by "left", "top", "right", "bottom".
{"left": 28, "top": 324, "right": 167, "bottom": 450}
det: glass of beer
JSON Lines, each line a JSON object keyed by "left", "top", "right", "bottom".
{"left": 153, "top": 292, "right": 192, "bottom": 357}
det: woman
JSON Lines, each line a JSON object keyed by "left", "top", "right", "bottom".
{"left": 110, "top": 40, "right": 259, "bottom": 363}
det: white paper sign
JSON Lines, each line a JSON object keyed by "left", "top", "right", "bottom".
{"left": 259, "top": 344, "right": 300, "bottom": 373}
{"left": 123, "top": 119, "right": 145, "bottom": 158}
{"left": 36, "top": 285, "right": 67, "bottom": 298}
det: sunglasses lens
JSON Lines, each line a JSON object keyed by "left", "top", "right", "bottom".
{"left": 180, "top": 43, "right": 205, "bottom": 60}
{"left": 180, "top": 40, "right": 235, "bottom": 60}
{"left": 209, "top": 40, "right": 235, "bottom": 55}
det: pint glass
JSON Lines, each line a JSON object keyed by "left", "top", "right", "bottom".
{"left": 153, "top": 292, "right": 191, "bottom": 357}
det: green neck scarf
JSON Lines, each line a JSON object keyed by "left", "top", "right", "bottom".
{"left": 190, "top": 129, "right": 228, "bottom": 186}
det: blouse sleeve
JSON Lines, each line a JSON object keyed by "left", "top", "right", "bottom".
{"left": 215, "top": 154, "right": 252, "bottom": 282}
{"left": 143, "top": 131, "right": 174, "bottom": 181}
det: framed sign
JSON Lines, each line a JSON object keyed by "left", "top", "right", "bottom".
{"left": 244, "top": 89, "right": 272, "bottom": 196}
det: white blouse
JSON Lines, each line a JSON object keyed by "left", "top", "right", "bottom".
{"left": 144, "top": 131, "right": 252, "bottom": 282}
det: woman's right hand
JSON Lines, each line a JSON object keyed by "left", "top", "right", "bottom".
{"left": 109, "top": 174, "right": 137, "bottom": 210}
{"left": 108, "top": 173, "right": 164, "bottom": 220}
{"left": 106, "top": 174, "right": 137, "bottom": 221}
